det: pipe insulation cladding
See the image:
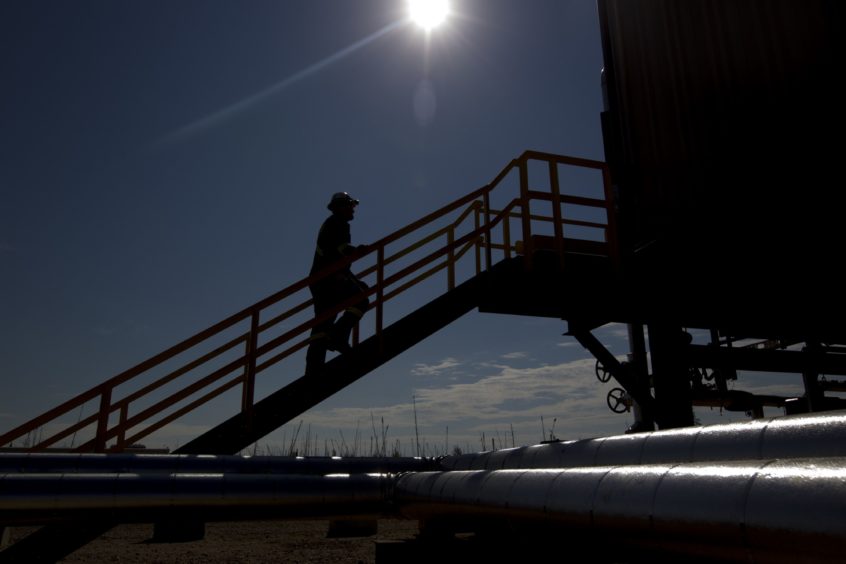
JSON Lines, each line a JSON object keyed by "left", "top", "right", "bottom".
{"left": 0, "top": 472, "right": 391, "bottom": 525}
{"left": 440, "top": 410, "right": 846, "bottom": 471}
{"left": 393, "top": 458, "right": 846, "bottom": 563}
{"left": 0, "top": 454, "right": 437, "bottom": 476}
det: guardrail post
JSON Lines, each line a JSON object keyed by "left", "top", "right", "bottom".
{"left": 241, "top": 310, "right": 259, "bottom": 416}
{"left": 117, "top": 404, "right": 128, "bottom": 450}
{"left": 376, "top": 246, "right": 385, "bottom": 350}
{"left": 548, "top": 159, "right": 565, "bottom": 269}
{"left": 95, "top": 388, "right": 112, "bottom": 452}
{"left": 474, "top": 202, "right": 481, "bottom": 275}
{"left": 483, "top": 192, "right": 492, "bottom": 270}
{"left": 519, "top": 158, "right": 533, "bottom": 270}
{"left": 503, "top": 210, "right": 512, "bottom": 259}
{"left": 447, "top": 227, "right": 455, "bottom": 290}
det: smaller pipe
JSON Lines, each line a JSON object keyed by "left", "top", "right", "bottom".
{"left": 0, "top": 472, "right": 390, "bottom": 526}
{"left": 0, "top": 454, "right": 439, "bottom": 476}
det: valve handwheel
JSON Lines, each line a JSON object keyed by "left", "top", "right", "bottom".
{"left": 607, "top": 387, "right": 630, "bottom": 413}
{"left": 595, "top": 359, "right": 612, "bottom": 383}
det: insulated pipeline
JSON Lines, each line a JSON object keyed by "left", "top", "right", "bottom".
{"left": 0, "top": 453, "right": 437, "bottom": 476}
{"left": 394, "top": 458, "right": 846, "bottom": 563}
{"left": 0, "top": 472, "right": 391, "bottom": 525}
{"left": 440, "top": 410, "right": 846, "bottom": 471}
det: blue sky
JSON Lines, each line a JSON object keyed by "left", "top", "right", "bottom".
{"left": 0, "top": 1, "right": 803, "bottom": 454}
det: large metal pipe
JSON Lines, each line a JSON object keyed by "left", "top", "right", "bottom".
{"left": 0, "top": 453, "right": 437, "bottom": 476}
{"left": 393, "top": 458, "right": 846, "bottom": 563}
{"left": 4, "top": 411, "right": 846, "bottom": 562}
{"left": 0, "top": 454, "right": 428, "bottom": 527}
{"left": 441, "top": 410, "right": 846, "bottom": 471}
{"left": 0, "top": 471, "right": 390, "bottom": 526}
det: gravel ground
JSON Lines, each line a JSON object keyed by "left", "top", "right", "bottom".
{"left": 6, "top": 519, "right": 422, "bottom": 564}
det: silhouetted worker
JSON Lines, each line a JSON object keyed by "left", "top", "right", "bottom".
{"left": 305, "top": 192, "right": 370, "bottom": 375}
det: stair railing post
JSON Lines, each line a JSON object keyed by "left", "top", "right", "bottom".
{"left": 95, "top": 387, "right": 112, "bottom": 452}
{"left": 447, "top": 226, "right": 455, "bottom": 290}
{"left": 474, "top": 201, "right": 481, "bottom": 275}
{"left": 117, "top": 404, "right": 128, "bottom": 451}
{"left": 548, "top": 158, "right": 565, "bottom": 269}
{"left": 241, "top": 309, "right": 259, "bottom": 416}
{"left": 483, "top": 191, "right": 492, "bottom": 271}
{"left": 519, "top": 158, "right": 533, "bottom": 269}
{"left": 376, "top": 246, "right": 385, "bottom": 350}
{"left": 503, "top": 208, "right": 512, "bottom": 259}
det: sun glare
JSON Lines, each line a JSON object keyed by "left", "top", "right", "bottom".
{"left": 409, "top": 0, "right": 449, "bottom": 31}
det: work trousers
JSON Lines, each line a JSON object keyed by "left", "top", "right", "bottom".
{"left": 305, "top": 274, "right": 369, "bottom": 373}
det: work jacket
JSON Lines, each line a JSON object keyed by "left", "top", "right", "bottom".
{"left": 310, "top": 213, "right": 357, "bottom": 282}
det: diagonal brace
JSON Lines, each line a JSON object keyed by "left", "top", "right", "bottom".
{"left": 568, "top": 324, "right": 656, "bottom": 417}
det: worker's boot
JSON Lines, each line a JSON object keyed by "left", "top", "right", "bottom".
{"left": 327, "top": 312, "right": 359, "bottom": 354}
{"left": 305, "top": 331, "right": 329, "bottom": 375}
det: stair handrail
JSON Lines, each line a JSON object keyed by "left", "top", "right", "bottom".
{"left": 0, "top": 151, "right": 615, "bottom": 452}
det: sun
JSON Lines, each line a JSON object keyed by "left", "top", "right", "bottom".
{"left": 408, "top": 0, "right": 450, "bottom": 31}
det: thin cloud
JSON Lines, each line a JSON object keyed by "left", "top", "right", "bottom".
{"left": 411, "top": 359, "right": 600, "bottom": 422}
{"left": 411, "top": 357, "right": 462, "bottom": 376}
{"left": 500, "top": 352, "right": 527, "bottom": 359}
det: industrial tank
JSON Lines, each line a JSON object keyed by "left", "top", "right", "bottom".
{"left": 597, "top": 0, "right": 844, "bottom": 338}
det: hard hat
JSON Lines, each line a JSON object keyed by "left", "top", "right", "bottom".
{"left": 327, "top": 192, "right": 359, "bottom": 210}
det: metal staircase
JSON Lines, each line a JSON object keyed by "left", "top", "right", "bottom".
{"left": 0, "top": 150, "right": 618, "bottom": 455}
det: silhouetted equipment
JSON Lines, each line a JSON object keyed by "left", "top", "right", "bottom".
{"left": 595, "top": 0, "right": 846, "bottom": 430}
{"left": 599, "top": 0, "right": 844, "bottom": 319}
